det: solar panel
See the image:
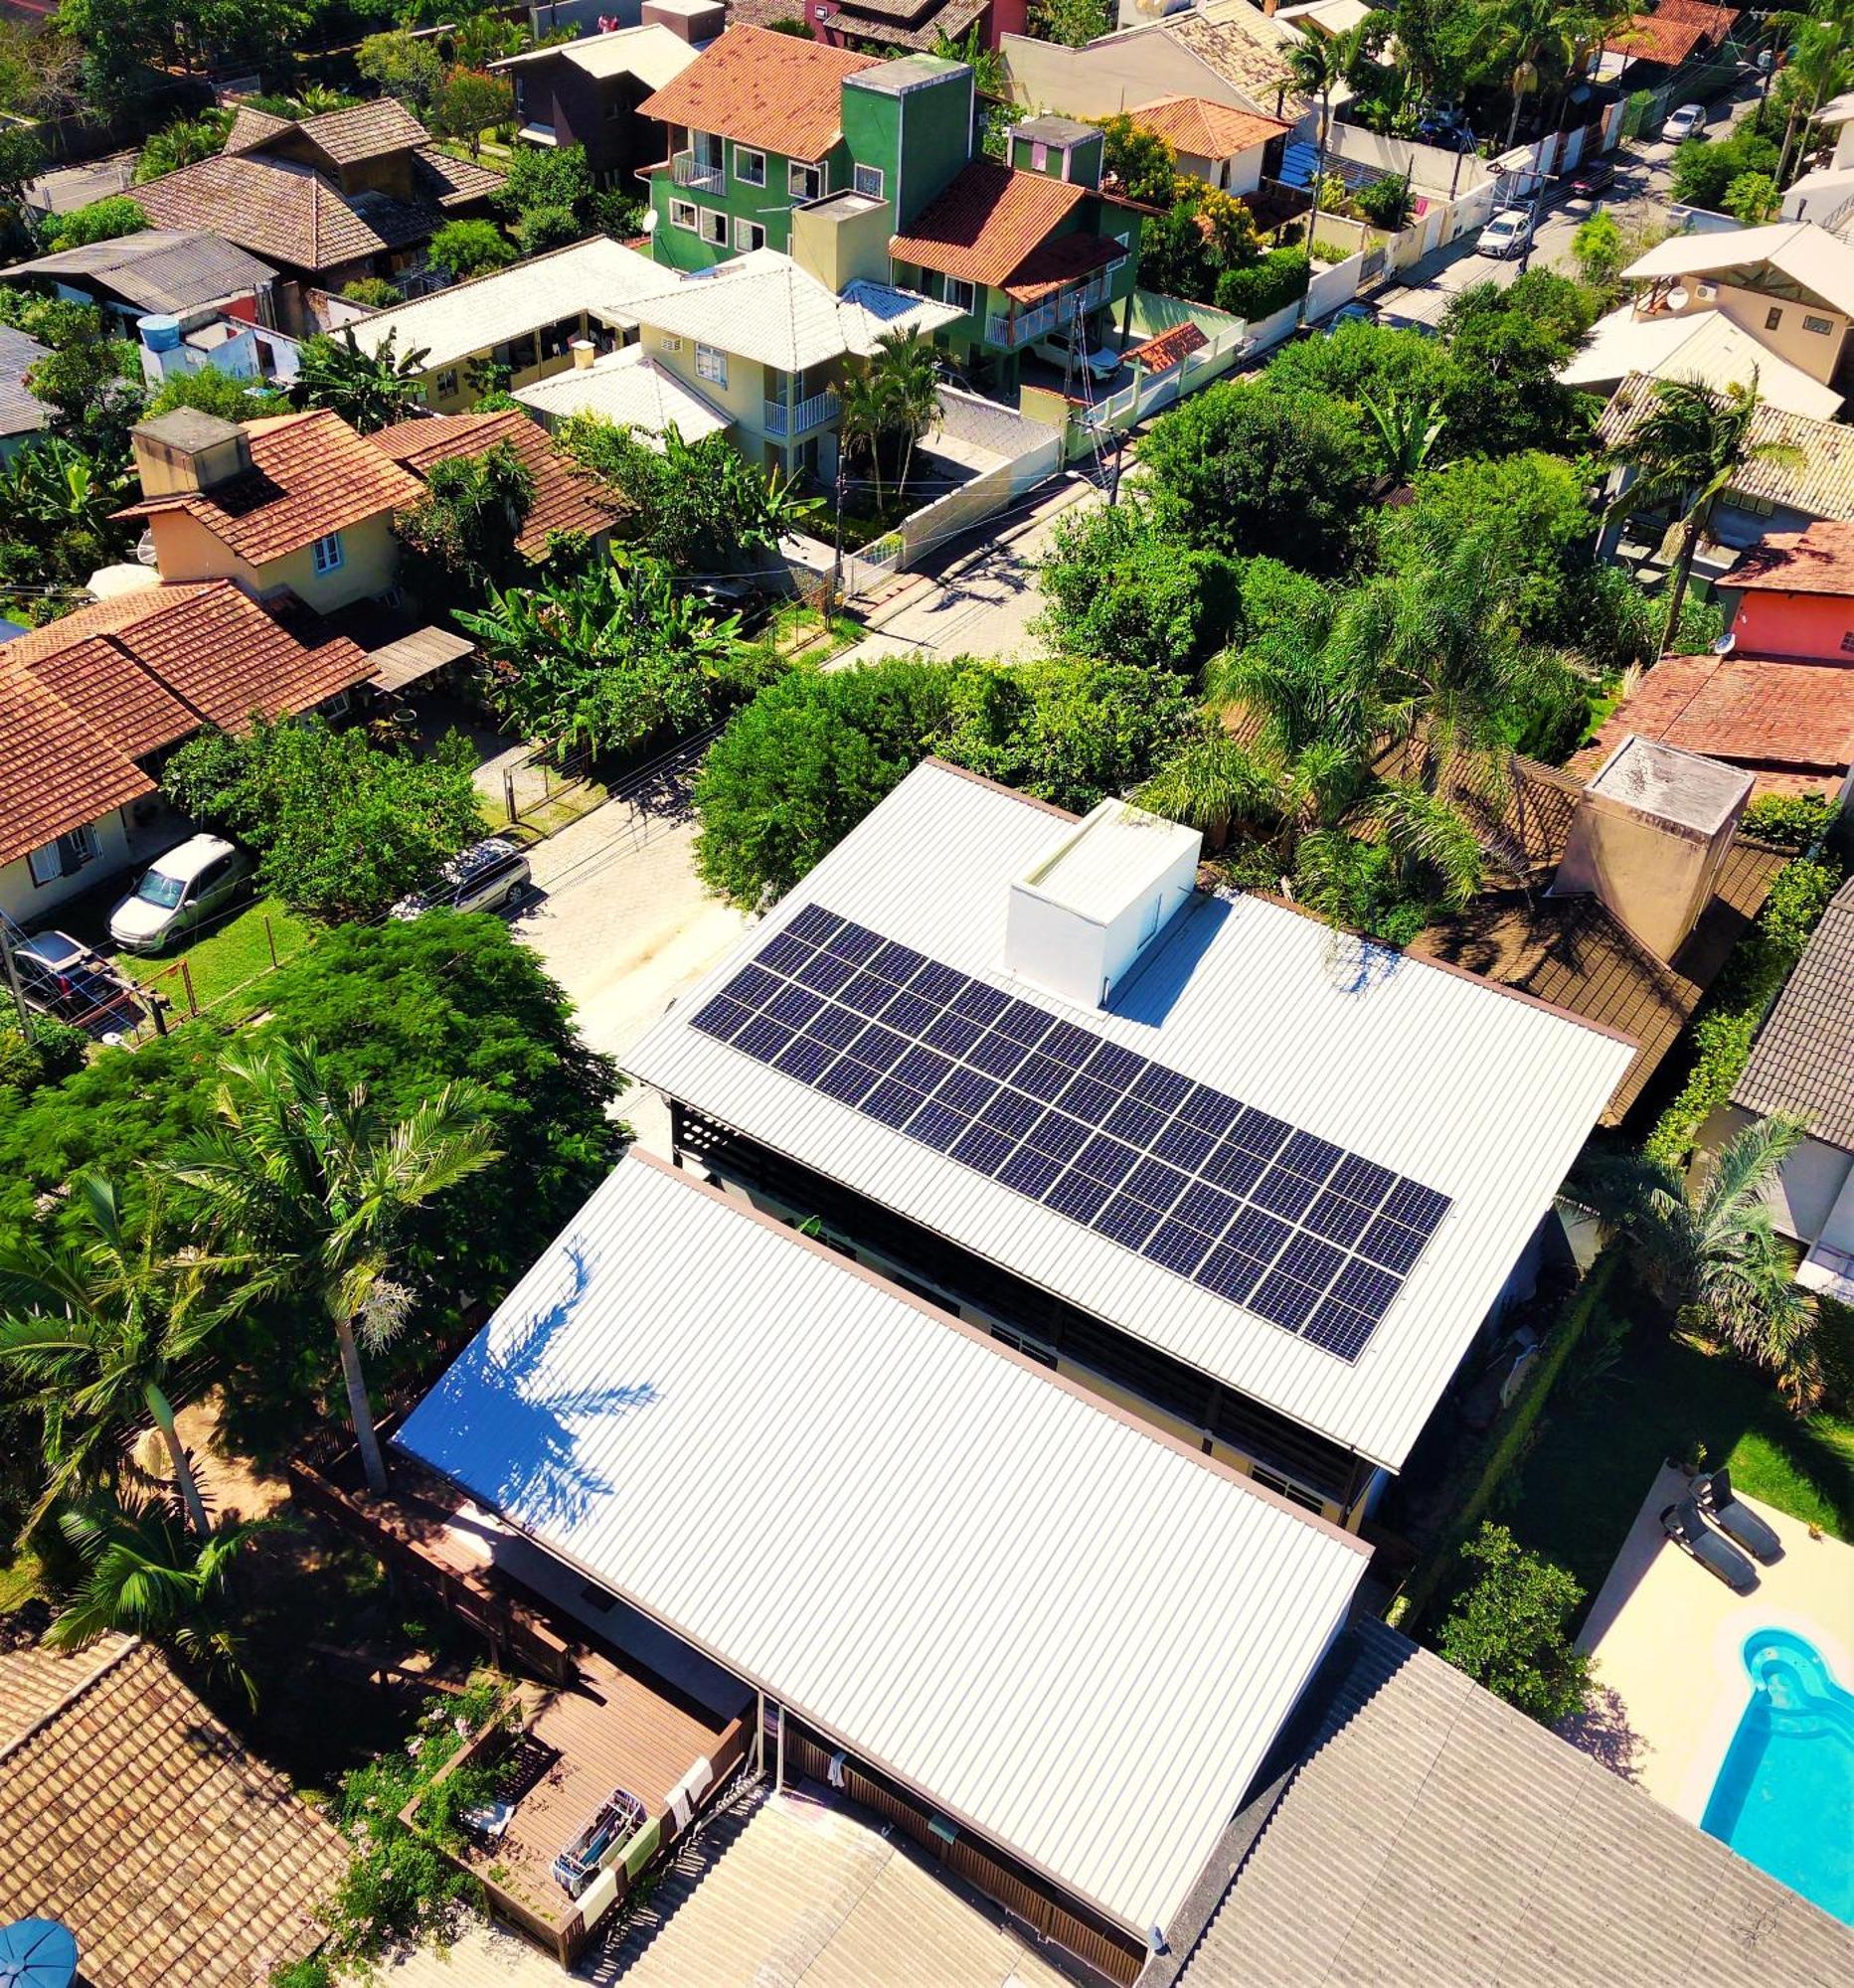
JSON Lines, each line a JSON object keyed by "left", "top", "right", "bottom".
{"left": 691, "top": 905, "right": 1453, "bottom": 1365}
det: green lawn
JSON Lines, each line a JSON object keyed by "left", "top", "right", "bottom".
{"left": 120, "top": 899, "right": 313, "bottom": 1023}
{"left": 1499, "top": 1307, "right": 1854, "bottom": 1621}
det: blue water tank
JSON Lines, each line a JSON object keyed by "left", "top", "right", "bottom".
{"left": 138, "top": 313, "right": 182, "bottom": 352}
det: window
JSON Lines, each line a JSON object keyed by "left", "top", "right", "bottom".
{"left": 670, "top": 198, "right": 698, "bottom": 233}
{"left": 853, "top": 163, "right": 885, "bottom": 199}
{"left": 434, "top": 367, "right": 458, "bottom": 398}
{"left": 311, "top": 531, "right": 344, "bottom": 574}
{"left": 1031, "top": 140, "right": 1049, "bottom": 171}
{"left": 1803, "top": 314, "right": 1834, "bottom": 335}
{"left": 696, "top": 342, "right": 727, "bottom": 386}
{"left": 734, "top": 146, "right": 765, "bottom": 188}
{"left": 989, "top": 1322, "right": 1057, "bottom": 1370}
{"left": 788, "top": 159, "right": 824, "bottom": 200}
{"left": 1766, "top": 306, "right": 1783, "bottom": 331}
{"left": 701, "top": 207, "right": 729, "bottom": 247}
{"left": 540, "top": 316, "right": 577, "bottom": 361}
{"left": 944, "top": 275, "right": 974, "bottom": 313}
{"left": 659, "top": 333, "right": 683, "bottom": 353}
{"left": 734, "top": 217, "right": 766, "bottom": 252}
{"left": 28, "top": 824, "right": 98, "bottom": 887}
{"left": 1843, "top": 629, "right": 1854, "bottom": 656}
{"left": 1724, "top": 487, "right": 1774, "bottom": 518}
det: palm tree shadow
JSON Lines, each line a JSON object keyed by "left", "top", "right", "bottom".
{"left": 421, "top": 1243, "right": 657, "bottom": 1530}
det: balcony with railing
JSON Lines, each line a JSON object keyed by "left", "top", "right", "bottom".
{"left": 762, "top": 390, "right": 841, "bottom": 436}
{"left": 672, "top": 150, "right": 724, "bottom": 193}
{"left": 984, "top": 266, "right": 1119, "bottom": 350}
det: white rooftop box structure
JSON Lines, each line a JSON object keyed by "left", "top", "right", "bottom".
{"left": 1005, "top": 797, "right": 1202, "bottom": 1008}
{"left": 397, "top": 1152, "right": 1368, "bottom": 1946}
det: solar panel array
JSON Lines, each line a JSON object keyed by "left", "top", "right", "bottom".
{"left": 689, "top": 905, "right": 1451, "bottom": 1364}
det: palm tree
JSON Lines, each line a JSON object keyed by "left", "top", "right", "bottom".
{"left": 837, "top": 366, "right": 890, "bottom": 510}
{"left": 1286, "top": 29, "right": 1351, "bottom": 328}
{"left": 0, "top": 1176, "right": 240, "bottom": 1540}
{"left": 169, "top": 1039, "right": 498, "bottom": 1495}
{"left": 866, "top": 331, "right": 941, "bottom": 497}
{"left": 1571, "top": 1117, "right": 1818, "bottom": 1406}
{"left": 1357, "top": 385, "right": 1447, "bottom": 482}
{"left": 293, "top": 325, "right": 431, "bottom": 434}
{"left": 1604, "top": 376, "right": 1802, "bottom": 656}
{"left": 48, "top": 1490, "right": 267, "bottom": 1703}
{"left": 1479, "top": 0, "right": 1589, "bottom": 152}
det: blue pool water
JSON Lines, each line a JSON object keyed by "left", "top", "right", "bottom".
{"left": 1700, "top": 1629, "right": 1854, "bottom": 1924}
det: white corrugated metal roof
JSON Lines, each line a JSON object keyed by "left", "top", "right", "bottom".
{"left": 397, "top": 1152, "right": 1367, "bottom": 1939}
{"left": 513, "top": 346, "right": 733, "bottom": 440}
{"left": 1621, "top": 220, "right": 1854, "bottom": 318}
{"left": 624, "top": 762, "right": 1636, "bottom": 1471}
{"left": 1561, "top": 304, "right": 1844, "bottom": 420}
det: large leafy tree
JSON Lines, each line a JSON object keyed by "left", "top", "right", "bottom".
{"left": 1036, "top": 499, "right": 1242, "bottom": 674}
{"left": 1604, "top": 377, "right": 1801, "bottom": 655}
{"left": 394, "top": 438, "right": 536, "bottom": 596}
{"left": 0, "top": 1175, "right": 239, "bottom": 1539}
{"left": 0, "top": 433, "right": 130, "bottom": 597}
{"left": 1091, "top": 112, "right": 1177, "bottom": 206}
{"left": 356, "top": 28, "right": 446, "bottom": 111}
{"left": 133, "top": 109, "right": 231, "bottom": 182}
{"left": 1475, "top": 0, "right": 1590, "bottom": 150}
{"left": 428, "top": 217, "right": 516, "bottom": 281}
{"left": 428, "top": 66, "right": 513, "bottom": 157}
{"left": 1572, "top": 1117, "right": 1819, "bottom": 1406}
{"left": 293, "top": 325, "right": 429, "bottom": 433}
{"left": 1434, "top": 1522, "right": 1592, "bottom": 1726}
{"left": 170, "top": 1038, "right": 499, "bottom": 1494}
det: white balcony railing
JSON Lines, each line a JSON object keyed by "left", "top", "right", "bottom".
{"left": 762, "top": 390, "right": 841, "bottom": 436}
{"left": 985, "top": 269, "right": 1120, "bottom": 349}
{"left": 673, "top": 152, "right": 724, "bottom": 193}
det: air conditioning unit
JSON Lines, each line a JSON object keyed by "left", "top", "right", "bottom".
{"left": 1696, "top": 280, "right": 1718, "bottom": 301}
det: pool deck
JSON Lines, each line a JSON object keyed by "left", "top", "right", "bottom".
{"left": 1576, "top": 1462, "right": 1854, "bottom": 1824}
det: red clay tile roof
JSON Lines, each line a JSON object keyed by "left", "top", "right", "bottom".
{"left": 371, "top": 409, "right": 622, "bottom": 557}
{"left": 0, "top": 1637, "right": 347, "bottom": 1988}
{"left": 294, "top": 96, "right": 433, "bottom": 165}
{"left": 1604, "top": 2, "right": 1735, "bottom": 66}
{"left": 0, "top": 580, "right": 373, "bottom": 865}
{"left": 1128, "top": 95, "right": 1290, "bottom": 159}
{"left": 891, "top": 162, "right": 1095, "bottom": 293}
{"left": 638, "top": 25, "right": 879, "bottom": 161}
{"left": 1570, "top": 653, "right": 1854, "bottom": 790}
{"left": 224, "top": 104, "right": 294, "bottom": 153}
{"left": 115, "top": 409, "right": 426, "bottom": 565}
{"left": 1727, "top": 519, "right": 1854, "bottom": 596}
{"left": 1005, "top": 229, "right": 1120, "bottom": 304}
{"left": 131, "top": 146, "right": 501, "bottom": 274}
{"left": 1126, "top": 319, "right": 1208, "bottom": 371}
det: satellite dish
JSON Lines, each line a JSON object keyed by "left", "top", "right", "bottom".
{"left": 1712, "top": 630, "right": 1736, "bottom": 656}
{"left": 641, "top": 207, "right": 657, "bottom": 233}
{"left": 1664, "top": 285, "right": 1691, "bottom": 311}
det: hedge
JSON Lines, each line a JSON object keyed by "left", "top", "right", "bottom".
{"left": 1214, "top": 247, "right": 1310, "bottom": 320}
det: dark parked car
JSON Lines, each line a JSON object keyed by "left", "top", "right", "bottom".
{"left": 14, "top": 929, "right": 134, "bottom": 1024}
{"left": 1564, "top": 157, "right": 1615, "bottom": 199}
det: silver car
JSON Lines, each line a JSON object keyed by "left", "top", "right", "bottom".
{"left": 1477, "top": 208, "right": 1533, "bottom": 258}
{"left": 391, "top": 837, "right": 532, "bottom": 919}
{"left": 1663, "top": 103, "right": 1708, "bottom": 143}
{"left": 108, "top": 834, "right": 254, "bottom": 952}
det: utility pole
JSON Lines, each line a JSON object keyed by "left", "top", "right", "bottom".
{"left": 827, "top": 444, "right": 847, "bottom": 616}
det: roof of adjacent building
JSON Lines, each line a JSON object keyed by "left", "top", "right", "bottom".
{"left": 0, "top": 578, "right": 371, "bottom": 865}
{"left": 623, "top": 760, "right": 1634, "bottom": 1471}
{"left": 1129, "top": 94, "right": 1290, "bottom": 158}
{"left": 1727, "top": 517, "right": 1854, "bottom": 594}
{"left": 1734, "top": 875, "right": 1854, "bottom": 1151}
{"left": 2, "top": 228, "right": 276, "bottom": 314}
{"left": 1622, "top": 218, "right": 1854, "bottom": 319}
{"left": 638, "top": 25, "right": 880, "bottom": 161}
{"left": 1167, "top": 1618, "right": 1854, "bottom": 1988}
{"left": 1563, "top": 304, "right": 1844, "bottom": 421}
{"left": 890, "top": 161, "right": 1118, "bottom": 300}
{"left": 348, "top": 235, "right": 671, "bottom": 373}
{"left": 1599, "top": 374, "right": 1854, "bottom": 523}
{"left": 632, "top": 249, "right": 961, "bottom": 371}
{"left": 1567, "top": 653, "right": 1854, "bottom": 790}
{"left": 513, "top": 342, "right": 733, "bottom": 440}
{"left": 368, "top": 408, "right": 622, "bottom": 556}
{"left": 814, "top": 0, "right": 989, "bottom": 53}
{"left": 1126, "top": 318, "right": 1209, "bottom": 371}
{"left": 1410, "top": 756, "right": 1782, "bottom": 1123}
{"left": 1160, "top": 0, "right": 1301, "bottom": 104}
{"left": 115, "top": 407, "right": 426, "bottom": 563}
{"left": 132, "top": 143, "right": 503, "bottom": 275}
{"left": 0, "top": 322, "right": 48, "bottom": 440}
{"left": 0, "top": 1634, "right": 348, "bottom": 1987}
{"left": 399, "top": 1149, "right": 1370, "bottom": 1939}
{"left": 493, "top": 20, "right": 700, "bottom": 86}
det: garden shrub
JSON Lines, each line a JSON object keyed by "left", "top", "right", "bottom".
{"left": 1816, "top": 1297, "right": 1854, "bottom": 1418}
{"left": 1742, "top": 791, "right": 1834, "bottom": 854}
{"left": 1354, "top": 173, "right": 1412, "bottom": 231}
{"left": 1433, "top": 1521, "right": 1593, "bottom": 1726}
{"left": 1213, "top": 247, "right": 1310, "bottom": 320}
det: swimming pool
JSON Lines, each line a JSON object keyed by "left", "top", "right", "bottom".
{"left": 1700, "top": 1628, "right": 1854, "bottom": 1924}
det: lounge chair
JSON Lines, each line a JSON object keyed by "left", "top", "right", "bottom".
{"left": 1661, "top": 1499, "right": 1758, "bottom": 1593}
{"left": 1696, "top": 1468, "right": 1783, "bottom": 1564}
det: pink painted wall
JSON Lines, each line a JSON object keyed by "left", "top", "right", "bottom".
{"left": 1732, "top": 589, "right": 1854, "bottom": 663}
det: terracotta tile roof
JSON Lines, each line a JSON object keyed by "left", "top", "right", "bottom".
{"left": 0, "top": 580, "right": 374, "bottom": 865}
{"left": 1129, "top": 94, "right": 1289, "bottom": 158}
{"left": 295, "top": 95, "right": 433, "bottom": 165}
{"left": 1567, "top": 652, "right": 1854, "bottom": 788}
{"left": 891, "top": 161, "right": 1093, "bottom": 292}
{"left": 1164, "top": 11, "right": 1299, "bottom": 104}
{"left": 370, "top": 409, "right": 622, "bottom": 557}
{"left": 816, "top": 0, "right": 988, "bottom": 51}
{"left": 638, "top": 25, "right": 879, "bottom": 160}
{"left": 1734, "top": 875, "right": 1854, "bottom": 1149}
{"left": 0, "top": 1637, "right": 347, "bottom": 1988}
{"left": 223, "top": 104, "right": 293, "bottom": 153}
{"left": 0, "top": 1631, "right": 133, "bottom": 1751}
{"left": 1604, "top": 2, "right": 1735, "bottom": 66}
{"left": 1126, "top": 319, "right": 1208, "bottom": 371}
{"left": 1600, "top": 375, "right": 1854, "bottom": 523}
{"left": 1408, "top": 756, "right": 1781, "bottom": 1123}
{"left": 131, "top": 146, "right": 500, "bottom": 274}
{"left": 115, "top": 409, "right": 426, "bottom": 565}
{"left": 1727, "top": 518, "right": 1854, "bottom": 595}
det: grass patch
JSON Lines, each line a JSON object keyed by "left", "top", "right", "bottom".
{"left": 1496, "top": 1305, "right": 1854, "bottom": 1621}
{"left": 0, "top": 1549, "right": 42, "bottom": 1612}
{"left": 764, "top": 601, "right": 861, "bottom": 660}
{"left": 121, "top": 899, "right": 312, "bottom": 1022}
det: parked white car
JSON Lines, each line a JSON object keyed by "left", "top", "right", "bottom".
{"left": 1029, "top": 336, "right": 1119, "bottom": 382}
{"left": 390, "top": 837, "right": 532, "bottom": 920}
{"left": 1664, "top": 103, "right": 1708, "bottom": 143}
{"left": 108, "top": 834, "right": 253, "bottom": 952}
{"left": 1477, "top": 208, "right": 1533, "bottom": 258}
